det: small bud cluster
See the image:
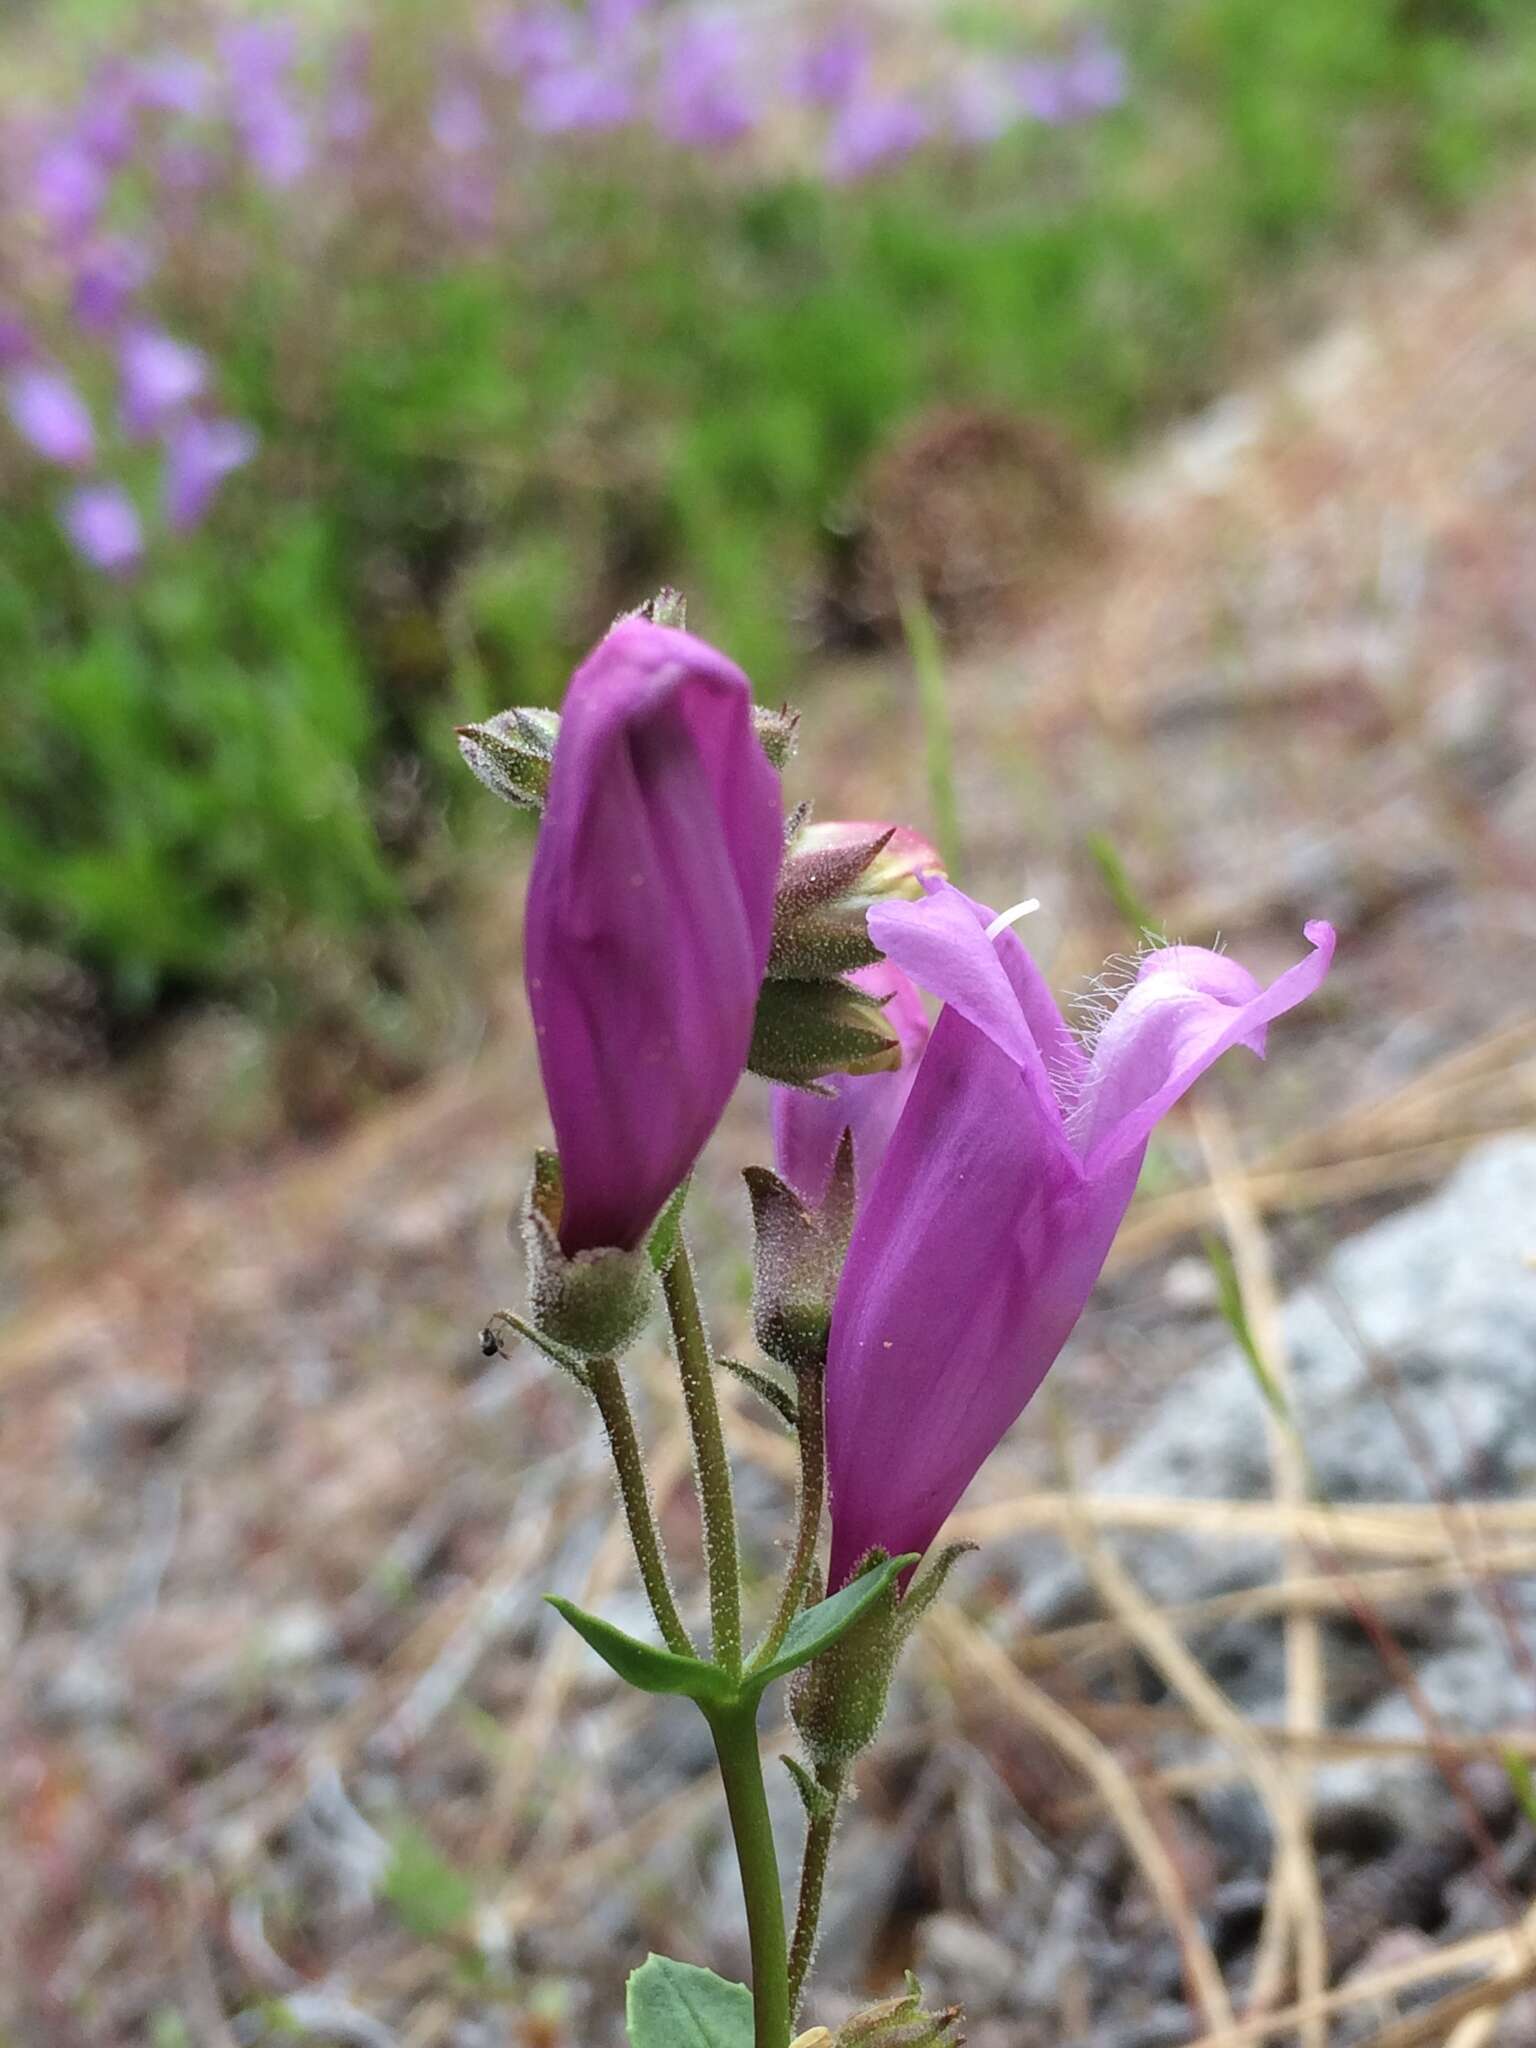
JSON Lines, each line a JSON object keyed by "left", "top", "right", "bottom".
{"left": 748, "top": 817, "right": 938, "bottom": 1090}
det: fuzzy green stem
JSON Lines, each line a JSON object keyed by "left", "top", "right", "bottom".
{"left": 708, "top": 1701, "right": 791, "bottom": 2048}
{"left": 587, "top": 1356, "right": 693, "bottom": 1659}
{"left": 788, "top": 1758, "right": 846, "bottom": 2018}
{"left": 663, "top": 1239, "right": 742, "bottom": 1676}
{"left": 750, "top": 1364, "right": 826, "bottom": 1672}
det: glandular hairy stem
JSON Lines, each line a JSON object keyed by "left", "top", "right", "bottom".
{"left": 788, "top": 1758, "right": 847, "bottom": 2018}
{"left": 587, "top": 1355, "right": 693, "bottom": 1658}
{"left": 751, "top": 1363, "right": 827, "bottom": 1671}
{"left": 662, "top": 1238, "right": 743, "bottom": 1676}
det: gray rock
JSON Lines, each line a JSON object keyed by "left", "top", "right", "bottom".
{"left": 1023, "top": 1138, "right": 1536, "bottom": 1837}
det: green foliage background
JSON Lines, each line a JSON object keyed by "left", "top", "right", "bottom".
{"left": 4, "top": 0, "right": 1535, "bottom": 1017}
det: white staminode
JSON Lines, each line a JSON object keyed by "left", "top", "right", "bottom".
{"left": 984, "top": 897, "right": 1041, "bottom": 942}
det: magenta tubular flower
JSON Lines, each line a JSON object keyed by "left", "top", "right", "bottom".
{"left": 824, "top": 883, "right": 1335, "bottom": 1587}
{"left": 6, "top": 366, "right": 95, "bottom": 468}
{"left": 772, "top": 958, "right": 929, "bottom": 1211}
{"left": 525, "top": 619, "right": 782, "bottom": 1256}
{"left": 62, "top": 483, "right": 144, "bottom": 577}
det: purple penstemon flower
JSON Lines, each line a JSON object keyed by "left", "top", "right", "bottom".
{"left": 524, "top": 617, "right": 782, "bottom": 1256}
{"left": 6, "top": 364, "right": 95, "bottom": 468}
{"left": 823, "top": 882, "right": 1335, "bottom": 1588}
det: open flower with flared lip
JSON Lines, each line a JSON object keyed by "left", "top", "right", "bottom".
{"left": 524, "top": 617, "right": 782, "bottom": 1257}
{"left": 824, "top": 881, "right": 1335, "bottom": 1588}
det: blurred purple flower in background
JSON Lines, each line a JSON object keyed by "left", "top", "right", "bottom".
{"left": 0, "top": 313, "right": 33, "bottom": 369}
{"left": 485, "top": 5, "right": 582, "bottom": 80}
{"left": 162, "top": 415, "right": 257, "bottom": 530}
{"left": 62, "top": 482, "right": 144, "bottom": 576}
{"left": 222, "top": 18, "right": 310, "bottom": 187}
{"left": 119, "top": 327, "right": 208, "bottom": 439}
{"left": 134, "top": 53, "right": 216, "bottom": 118}
{"left": 72, "top": 237, "right": 153, "bottom": 336}
{"left": 524, "top": 58, "right": 635, "bottom": 134}
{"left": 33, "top": 134, "right": 110, "bottom": 239}
{"left": 6, "top": 364, "right": 96, "bottom": 467}
{"left": 432, "top": 74, "right": 493, "bottom": 156}
{"left": 823, "top": 884, "right": 1335, "bottom": 1587}
{"left": 1016, "top": 29, "right": 1128, "bottom": 125}
{"left": 793, "top": 22, "right": 870, "bottom": 110}
{"left": 825, "top": 93, "right": 930, "bottom": 183}
{"left": 655, "top": 17, "right": 758, "bottom": 149}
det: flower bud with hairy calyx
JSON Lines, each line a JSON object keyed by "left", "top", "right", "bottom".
{"left": 745, "top": 1128, "right": 856, "bottom": 1373}
{"left": 748, "top": 976, "right": 901, "bottom": 1088}
{"left": 522, "top": 1150, "right": 654, "bottom": 1358}
{"left": 454, "top": 706, "right": 559, "bottom": 812}
{"left": 769, "top": 820, "right": 941, "bottom": 982}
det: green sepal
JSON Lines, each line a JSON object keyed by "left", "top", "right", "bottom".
{"left": 747, "top": 1552, "right": 918, "bottom": 1691}
{"left": 626, "top": 1954, "right": 754, "bottom": 2048}
{"left": 546, "top": 1597, "right": 736, "bottom": 1705}
{"left": 782, "top": 1754, "right": 837, "bottom": 1823}
{"left": 479, "top": 1309, "right": 591, "bottom": 1390}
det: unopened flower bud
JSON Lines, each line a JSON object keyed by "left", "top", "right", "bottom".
{"left": 835, "top": 1978, "right": 965, "bottom": 2046}
{"left": 769, "top": 821, "right": 942, "bottom": 980}
{"left": 521, "top": 1150, "right": 655, "bottom": 1357}
{"left": 744, "top": 1131, "right": 855, "bottom": 1372}
{"left": 753, "top": 702, "right": 801, "bottom": 771}
{"left": 455, "top": 705, "right": 560, "bottom": 812}
{"left": 748, "top": 977, "right": 901, "bottom": 1088}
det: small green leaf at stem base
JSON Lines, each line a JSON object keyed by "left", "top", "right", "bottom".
{"left": 626, "top": 1954, "right": 755, "bottom": 2048}
{"left": 746, "top": 1552, "right": 918, "bottom": 1692}
{"left": 546, "top": 1596, "right": 735, "bottom": 1704}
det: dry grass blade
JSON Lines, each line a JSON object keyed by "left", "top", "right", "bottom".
{"left": 1022, "top": 1547, "right": 1536, "bottom": 1672}
{"left": 1195, "top": 1102, "right": 1326, "bottom": 2037}
{"left": 925, "top": 1607, "right": 1234, "bottom": 2032}
{"left": 951, "top": 1493, "right": 1536, "bottom": 1556}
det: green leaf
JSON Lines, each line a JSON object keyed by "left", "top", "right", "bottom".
{"left": 1201, "top": 1232, "right": 1290, "bottom": 1422}
{"left": 1504, "top": 1750, "right": 1536, "bottom": 1830}
{"left": 626, "top": 1954, "right": 754, "bottom": 2048}
{"left": 747, "top": 1552, "right": 919, "bottom": 1692}
{"left": 546, "top": 1596, "right": 735, "bottom": 1704}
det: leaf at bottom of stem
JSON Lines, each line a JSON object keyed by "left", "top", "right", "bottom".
{"left": 626, "top": 1953, "right": 755, "bottom": 2048}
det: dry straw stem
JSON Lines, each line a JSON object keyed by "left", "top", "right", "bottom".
{"left": 951, "top": 1492, "right": 1536, "bottom": 1557}
{"left": 477, "top": 1416, "right": 694, "bottom": 1858}
{"left": 1195, "top": 1101, "right": 1326, "bottom": 2034}
{"left": 1060, "top": 1495, "right": 1324, "bottom": 2038}
{"left": 1109, "top": 1013, "right": 1536, "bottom": 1268}
{"left": 1023, "top": 1546, "right": 1536, "bottom": 1671}
{"left": 925, "top": 1606, "right": 1234, "bottom": 2032}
